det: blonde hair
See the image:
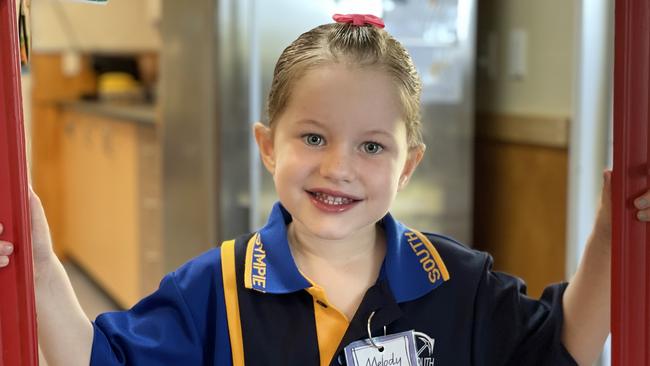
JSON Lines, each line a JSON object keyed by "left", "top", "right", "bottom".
{"left": 266, "top": 22, "right": 424, "bottom": 148}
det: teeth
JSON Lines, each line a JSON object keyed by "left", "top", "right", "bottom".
{"left": 313, "top": 192, "right": 353, "bottom": 205}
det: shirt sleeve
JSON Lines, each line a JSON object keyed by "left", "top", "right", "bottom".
{"left": 88, "top": 248, "right": 228, "bottom": 365}
{"left": 89, "top": 271, "right": 204, "bottom": 365}
{"left": 471, "top": 254, "right": 578, "bottom": 366}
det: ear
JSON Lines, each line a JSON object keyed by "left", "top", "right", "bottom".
{"left": 253, "top": 122, "right": 276, "bottom": 174}
{"left": 398, "top": 144, "right": 425, "bottom": 191}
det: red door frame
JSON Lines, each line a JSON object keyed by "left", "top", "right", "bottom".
{"left": 611, "top": 0, "right": 650, "bottom": 364}
{"left": 0, "top": 0, "right": 38, "bottom": 365}
{"left": 0, "top": 0, "right": 648, "bottom": 364}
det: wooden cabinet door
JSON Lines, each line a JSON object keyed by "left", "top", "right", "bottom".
{"left": 62, "top": 111, "right": 141, "bottom": 308}
{"left": 94, "top": 115, "right": 140, "bottom": 307}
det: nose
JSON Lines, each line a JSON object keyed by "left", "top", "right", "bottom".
{"left": 319, "top": 145, "right": 356, "bottom": 183}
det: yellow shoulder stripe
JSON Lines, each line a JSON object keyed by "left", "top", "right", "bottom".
{"left": 243, "top": 234, "right": 257, "bottom": 289}
{"left": 412, "top": 230, "right": 451, "bottom": 281}
{"left": 221, "top": 240, "right": 245, "bottom": 366}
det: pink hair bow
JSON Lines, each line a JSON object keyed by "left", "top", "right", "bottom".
{"left": 332, "top": 14, "right": 385, "bottom": 29}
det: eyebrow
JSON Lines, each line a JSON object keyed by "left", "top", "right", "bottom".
{"left": 294, "top": 119, "right": 395, "bottom": 139}
{"left": 295, "top": 119, "right": 325, "bottom": 128}
{"left": 364, "top": 129, "right": 394, "bottom": 139}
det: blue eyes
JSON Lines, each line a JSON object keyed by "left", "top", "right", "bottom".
{"left": 362, "top": 142, "right": 383, "bottom": 154}
{"left": 303, "top": 134, "right": 324, "bottom": 146}
{"left": 301, "top": 134, "right": 384, "bottom": 154}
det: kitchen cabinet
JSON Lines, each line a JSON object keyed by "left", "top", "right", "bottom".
{"left": 60, "top": 106, "right": 161, "bottom": 308}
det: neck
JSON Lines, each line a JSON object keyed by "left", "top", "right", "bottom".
{"left": 287, "top": 221, "right": 385, "bottom": 269}
{"left": 287, "top": 220, "right": 387, "bottom": 320}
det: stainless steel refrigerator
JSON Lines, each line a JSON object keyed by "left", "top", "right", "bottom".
{"left": 160, "top": 0, "right": 477, "bottom": 270}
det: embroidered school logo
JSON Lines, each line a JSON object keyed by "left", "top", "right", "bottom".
{"left": 251, "top": 234, "right": 267, "bottom": 290}
{"left": 414, "top": 331, "right": 436, "bottom": 366}
{"left": 404, "top": 231, "right": 450, "bottom": 284}
{"left": 244, "top": 233, "right": 271, "bottom": 292}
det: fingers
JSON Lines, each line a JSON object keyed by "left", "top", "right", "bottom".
{"left": 0, "top": 188, "right": 40, "bottom": 269}
{"left": 634, "top": 192, "right": 650, "bottom": 222}
{"left": 0, "top": 223, "right": 13, "bottom": 267}
{"left": 0, "top": 185, "right": 47, "bottom": 268}
{"left": 0, "top": 243, "right": 13, "bottom": 267}
{"left": 606, "top": 171, "right": 649, "bottom": 222}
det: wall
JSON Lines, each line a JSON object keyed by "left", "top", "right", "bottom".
{"left": 31, "top": 0, "right": 160, "bottom": 52}
{"left": 25, "top": 0, "right": 161, "bottom": 249}
{"left": 473, "top": 0, "right": 577, "bottom": 297}
{"left": 476, "top": 0, "right": 576, "bottom": 117}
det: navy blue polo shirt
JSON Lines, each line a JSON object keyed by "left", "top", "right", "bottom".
{"left": 90, "top": 202, "right": 577, "bottom": 365}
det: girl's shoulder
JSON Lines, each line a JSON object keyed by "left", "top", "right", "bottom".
{"left": 172, "top": 233, "right": 255, "bottom": 280}
{"left": 417, "top": 231, "right": 494, "bottom": 283}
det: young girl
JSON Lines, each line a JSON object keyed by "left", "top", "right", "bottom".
{"left": 2, "top": 14, "right": 650, "bottom": 366}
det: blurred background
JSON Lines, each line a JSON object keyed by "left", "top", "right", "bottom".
{"left": 19, "top": 0, "right": 613, "bottom": 364}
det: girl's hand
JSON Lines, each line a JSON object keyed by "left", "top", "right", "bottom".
{"left": 593, "top": 170, "right": 649, "bottom": 244}
{"left": 560, "top": 170, "right": 647, "bottom": 365}
{"left": 0, "top": 222, "right": 13, "bottom": 268}
{"left": 0, "top": 186, "right": 55, "bottom": 270}
{"left": 634, "top": 185, "right": 650, "bottom": 222}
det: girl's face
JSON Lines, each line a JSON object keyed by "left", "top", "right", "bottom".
{"left": 255, "top": 63, "right": 423, "bottom": 241}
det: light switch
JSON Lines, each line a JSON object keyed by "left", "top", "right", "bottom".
{"left": 61, "top": 50, "right": 81, "bottom": 77}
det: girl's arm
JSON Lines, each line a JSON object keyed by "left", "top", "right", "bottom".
{"left": 35, "top": 257, "right": 93, "bottom": 366}
{"left": 0, "top": 188, "right": 92, "bottom": 366}
{"left": 562, "top": 170, "right": 649, "bottom": 365}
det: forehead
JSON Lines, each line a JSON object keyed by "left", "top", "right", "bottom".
{"left": 278, "top": 64, "right": 405, "bottom": 133}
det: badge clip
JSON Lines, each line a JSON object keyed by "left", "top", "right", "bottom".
{"left": 366, "top": 310, "right": 387, "bottom": 351}
{"left": 343, "top": 311, "right": 419, "bottom": 366}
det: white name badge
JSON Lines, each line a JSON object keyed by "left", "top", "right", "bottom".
{"left": 344, "top": 330, "right": 419, "bottom": 366}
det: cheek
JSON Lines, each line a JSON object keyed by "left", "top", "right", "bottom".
{"left": 360, "top": 158, "right": 402, "bottom": 189}
{"left": 273, "top": 144, "right": 313, "bottom": 179}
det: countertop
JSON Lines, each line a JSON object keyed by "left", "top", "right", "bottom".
{"left": 61, "top": 100, "right": 157, "bottom": 125}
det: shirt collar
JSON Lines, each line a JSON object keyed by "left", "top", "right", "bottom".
{"left": 243, "top": 202, "right": 450, "bottom": 302}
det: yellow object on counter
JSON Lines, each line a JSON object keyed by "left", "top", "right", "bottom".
{"left": 98, "top": 72, "right": 142, "bottom": 101}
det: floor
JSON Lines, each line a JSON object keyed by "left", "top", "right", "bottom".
{"left": 38, "top": 261, "right": 121, "bottom": 365}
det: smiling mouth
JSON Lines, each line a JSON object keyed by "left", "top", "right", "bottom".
{"left": 306, "top": 190, "right": 362, "bottom": 207}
